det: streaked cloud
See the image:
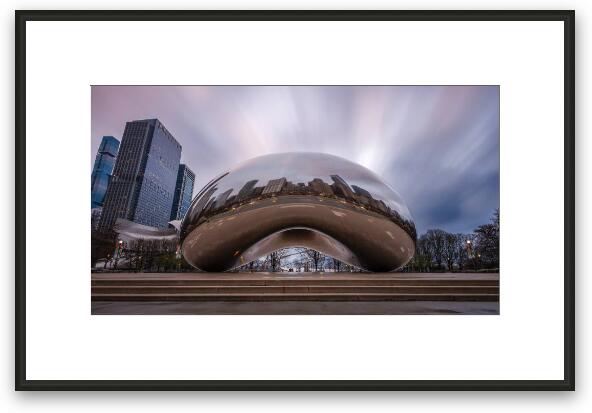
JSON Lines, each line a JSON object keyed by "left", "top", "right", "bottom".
{"left": 91, "top": 85, "right": 499, "bottom": 234}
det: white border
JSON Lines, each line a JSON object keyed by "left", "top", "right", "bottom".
{"left": 25, "top": 20, "right": 564, "bottom": 380}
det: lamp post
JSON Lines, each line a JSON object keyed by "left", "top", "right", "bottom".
{"left": 466, "top": 239, "right": 474, "bottom": 269}
{"left": 114, "top": 239, "right": 123, "bottom": 270}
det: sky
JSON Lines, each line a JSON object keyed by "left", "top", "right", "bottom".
{"left": 91, "top": 85, "right": 499, "bottom": 235}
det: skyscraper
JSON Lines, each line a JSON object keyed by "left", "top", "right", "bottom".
{"left": 351, "top": 184, "right": 372, "bottom": 199}
{"left": 236, "top": 180, "right": 258, "bottom": 201}
{"left": 262, "top": 178, "right": 286, "bottom": 195}
{"left": 91, "top": 136, "right": 120, "bottom": 208}
{"left": 330, "top": 175, "right": 355, "bottom": 199}
{"left": 170, "top": 164, "right": 196, "bottom": 221}
{"left": 98, "top": 119, "right": 182, "bottom": 231}
{"left": 308, "top": 178, "right": 334, "bottom": 195}
{"left": 214, "top": 188, "right": 233, "bottom": 209}
{"left": 91, "top": 207, "right": 103, "bottom": 230}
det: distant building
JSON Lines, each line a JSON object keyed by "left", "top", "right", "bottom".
{"left": 214, "top": 188, "right": 233, "bottom": 209}
{"left": 188, "top": 186, "right": 218, "bottom": 221}
{"left": 91, "top": 207, "right": 102, "bottom": 230}
{"left": 236, "top": 180, "right": 259, "bottom": 201}
{"left": 309, "top": 178, "right": 334, "bottom": 195}
{"left": 98, "top": 119, "right": 181, "bottom": 231}
{"left": 262, "top": 178, "right": 287, "bottom": 195}
{"left": 351, "top": 184, "right": 373, "bottom": 206}
{"left": 170, "top": 164, "right": 195, "bottom": 221}
{"left": 283, "top": 181, "right": 298, "bottom": 193}
{"left": 91, "top": 136, "right": 120, "bottom": 208}
{"left": 330, "top": 175, "right": 355, "bottom": 199}
{"left": 351, "top": 184, "right": 372, "bottom": 199}
{"left": 251, "top": 186, "right": 264, "bottom": 197}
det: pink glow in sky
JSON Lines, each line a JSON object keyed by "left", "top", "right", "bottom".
{"left": 91, "top": 85, "right": 499, "bottom": 234}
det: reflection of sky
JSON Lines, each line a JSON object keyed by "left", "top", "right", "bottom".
{"left": 91, "top": 86, "right": 499, "bottom": 234}
{"left": 200, "top": 152, "right": 412, "bottom": 220}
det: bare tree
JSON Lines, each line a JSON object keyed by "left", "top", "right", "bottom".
{"left": 304, "top": 249, "right": 324, "bottom": 271}
{"left": 421, "top": 229, "right": 446, "bottom": 270}
{"left": 262, "top": 250, "right": 290, "bottom": 272}
{"left": 270, "top": 251, "right": 281, "bottom": 272}
{"left": 443, "top": 232, "right": 458, "bottom": 271}
{"left": 474, "top": 209, "right": 500, "bottom": 269}
{"left": 415, "top": 234, "right": 433, "bottom": 272}
{"left": 411, "top": 209, "right": 499, "bottom": 273}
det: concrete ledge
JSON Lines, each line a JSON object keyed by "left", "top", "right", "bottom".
{"left": 92, "top": 292, "right": 499, "bottom": 302}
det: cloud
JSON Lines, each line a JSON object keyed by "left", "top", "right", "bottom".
{"left": 91, "top": 85, "right": 499, "bottom": 234}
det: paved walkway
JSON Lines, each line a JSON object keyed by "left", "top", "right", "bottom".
{"left": 91, "top": 300, "right": 499, "bottom": 315}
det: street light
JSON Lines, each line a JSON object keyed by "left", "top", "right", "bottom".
{"left": 465, "top": 239, "right": 474, "bottom": 266}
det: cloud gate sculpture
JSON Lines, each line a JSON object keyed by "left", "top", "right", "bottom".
{"left": 180, "top": 152, "right": 416, "bottom": 272}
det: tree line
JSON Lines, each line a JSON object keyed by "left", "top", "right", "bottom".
{"left": 406, "top": 209, "right": 499, "bottom": 272}
{"left": 92, "top": 234, "right": 193, "bottom": 272}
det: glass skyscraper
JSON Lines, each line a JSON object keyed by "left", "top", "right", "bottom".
{"left": 91, "top": 136, "right": 120, "bottom": 208}
{"left": 98, "top": 119, "right": 182, "bottom": 231}
{"left": 170, "top": 164, "right": 196, "bottom": 221}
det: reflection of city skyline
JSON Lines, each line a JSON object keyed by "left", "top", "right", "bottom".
{"left": 187, "top": 173, "right": 416, "bottom": 242}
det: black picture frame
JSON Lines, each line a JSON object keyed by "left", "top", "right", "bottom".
{"left": 15, "top": 9, "right": 575, "bottom": 391}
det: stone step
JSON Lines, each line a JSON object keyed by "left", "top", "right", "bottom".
{"left": 92, "top": 292, "right": 499, "bottom": 302}
{"left": 92, "top": 285, "right": 499, "bottom": 295}
{"left": 91, "top": 278, "right": 499, "bottom": 287}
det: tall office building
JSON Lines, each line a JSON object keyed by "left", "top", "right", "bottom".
{"left": 91, "top": 136, "right": 120, "bottom": 208}
{"left": 308, "top": 178, "right": 334, "bottom": 195}
{"left": 236, "top": 180, "right": 259, "bottom": 201}
{"left": 262, "top": 178, "right": 287, "bottom": 195}
{"left": 351, "top": 184, "right": 372, "bottom": 199}
{"left": 91, "top": 207, "right": 103, "bottom": 230}
{"left": 330, "top": 175, "right": 355, "bottom": 199}
{"left": 98, "top": 119, "right": 182, "bottom": 231}
{"left": 170, "top": 164, "right": 196, "bottom": 221}
{"left": 214, "top": 188, "right": 233, "bottom": 209}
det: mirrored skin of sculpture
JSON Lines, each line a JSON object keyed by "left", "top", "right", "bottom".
{"left": 180, "top": 152, "right": 416, "bottom": 272}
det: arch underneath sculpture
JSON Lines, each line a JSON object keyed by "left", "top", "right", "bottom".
{"left": 239, "top": 227, "right": 362, "bottom": 270}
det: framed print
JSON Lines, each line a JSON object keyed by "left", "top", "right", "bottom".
{"left": 15, "top": 10, "right": 574, "bottom": 390}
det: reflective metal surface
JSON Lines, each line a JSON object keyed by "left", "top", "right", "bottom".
{"left": 180, "top": 152, "right": 416, "bottom": 272}
{"left": 114, "top": 218, "right": 179, "bottom": 242}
